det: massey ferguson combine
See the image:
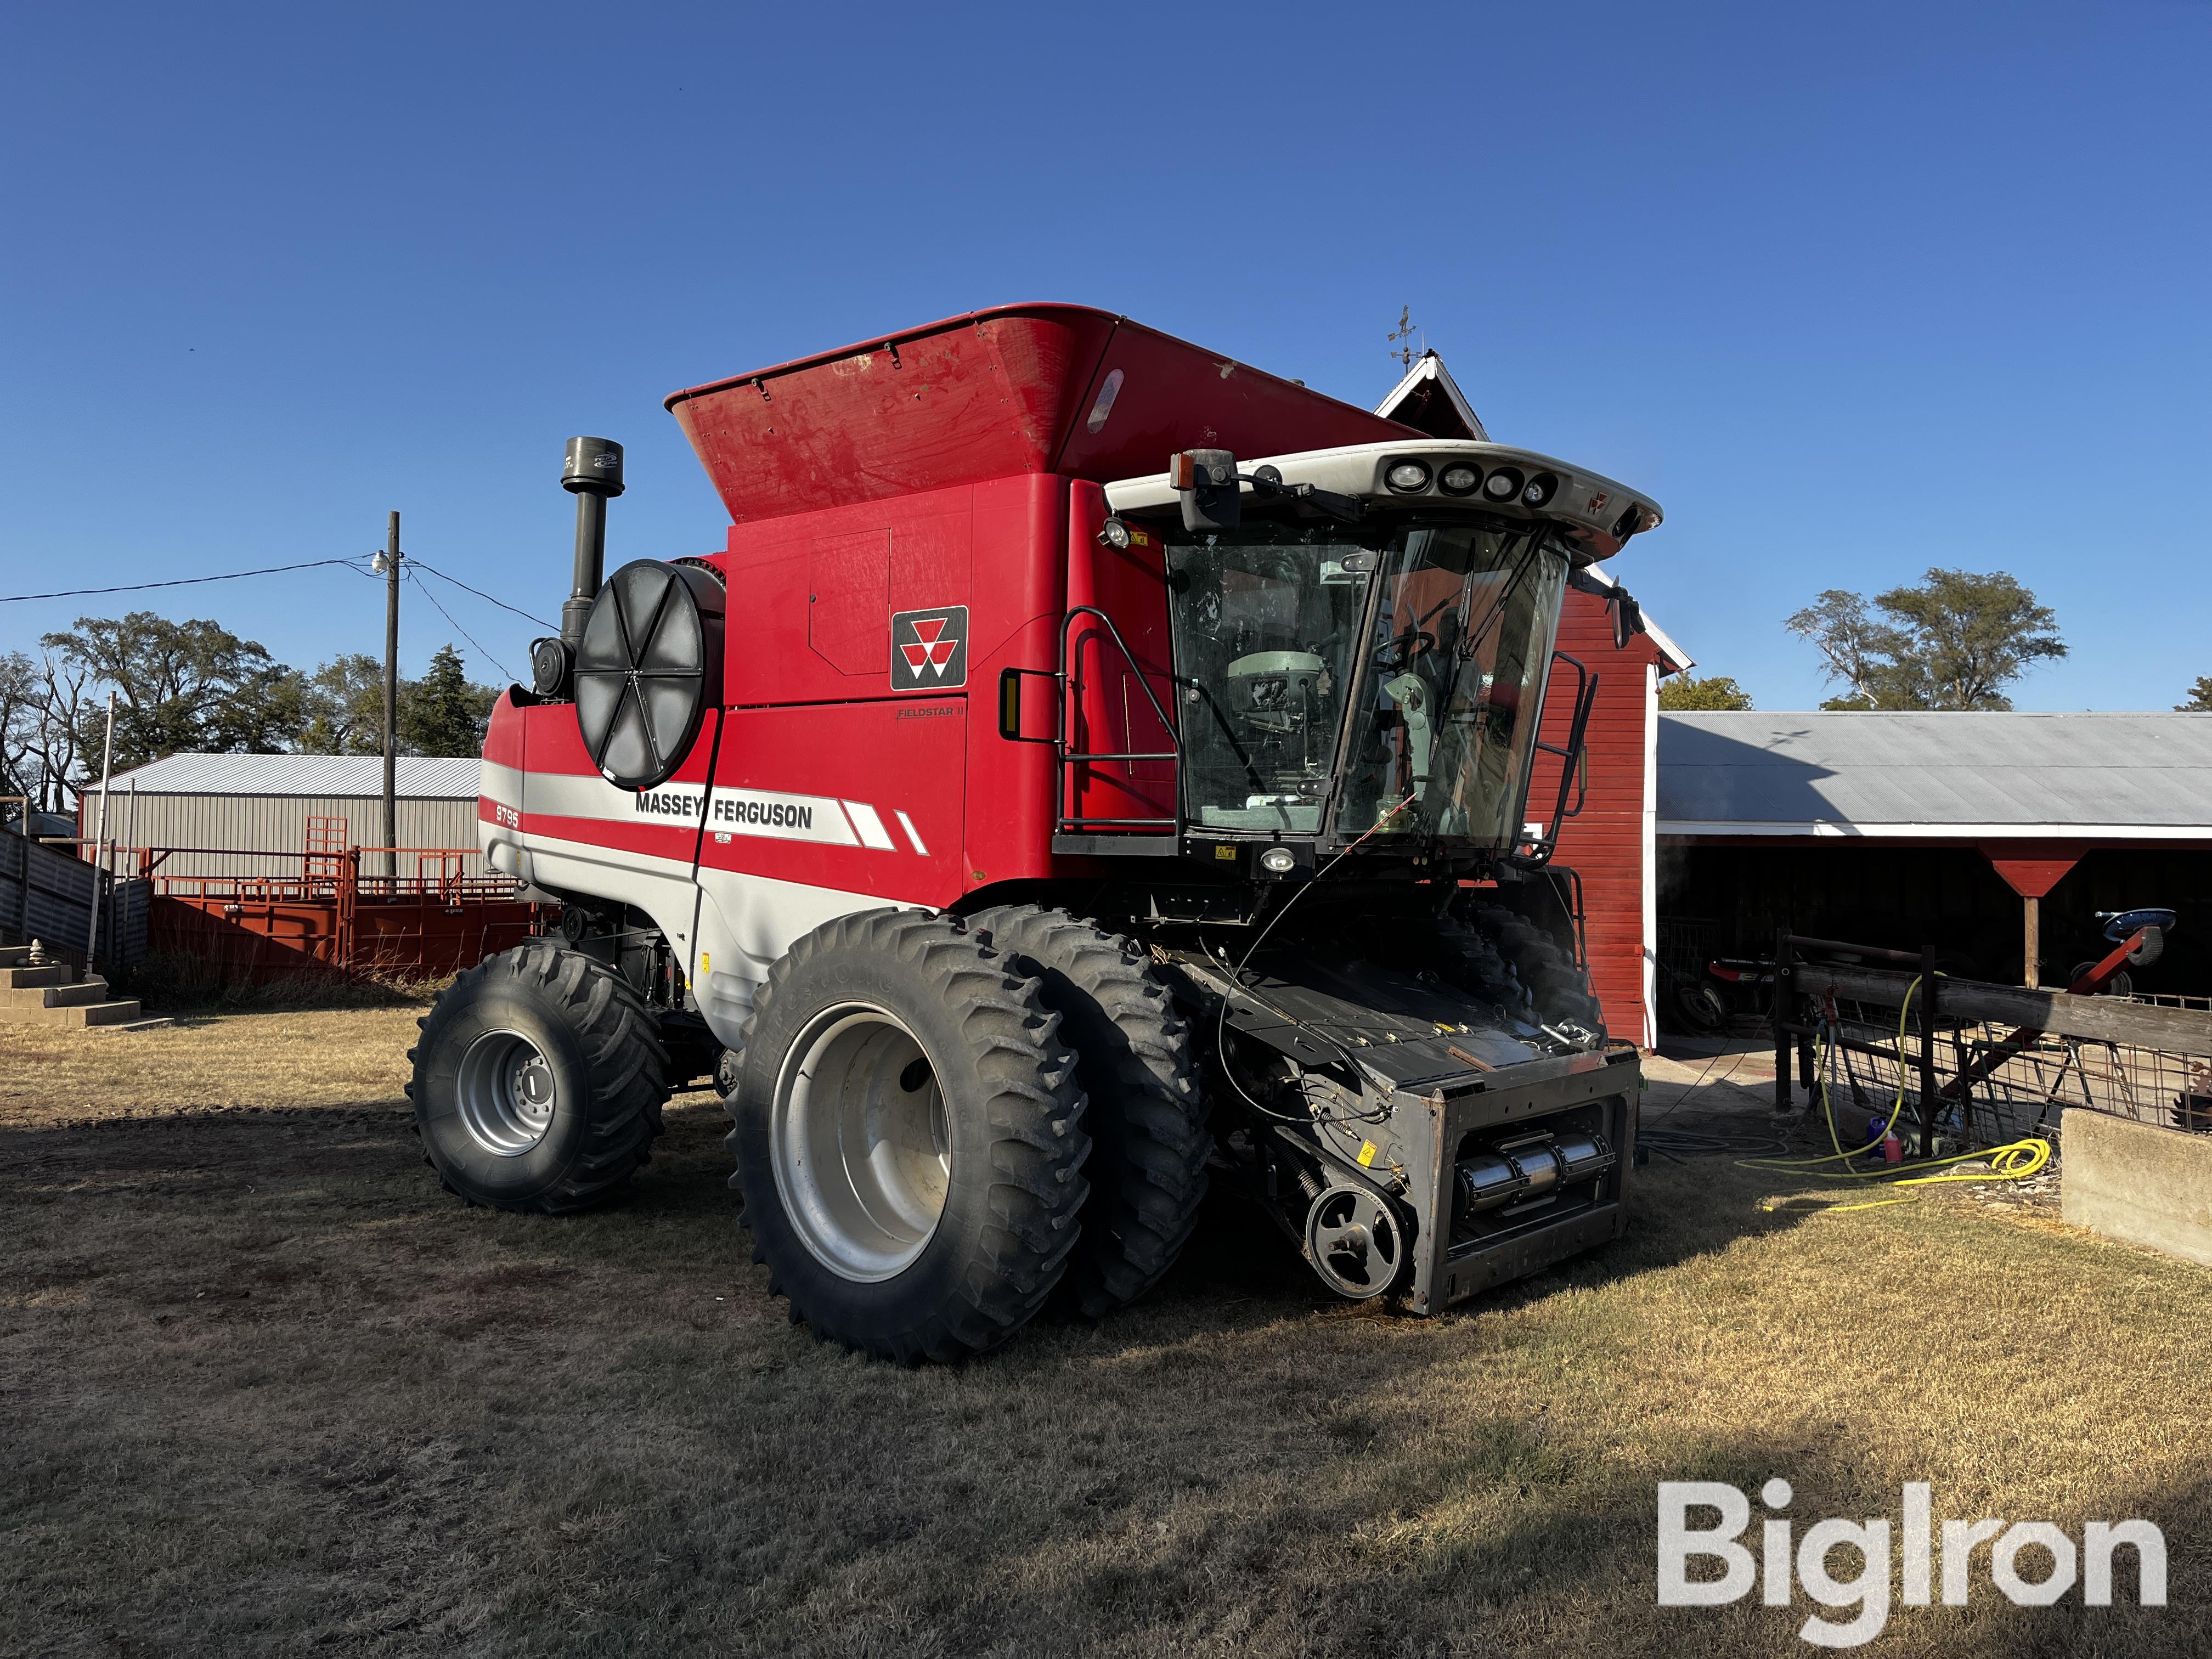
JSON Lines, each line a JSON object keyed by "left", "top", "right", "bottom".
{"left": 411, "top": 303, "right": 1664, "bottom": 1362}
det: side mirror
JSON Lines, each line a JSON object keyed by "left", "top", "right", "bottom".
{"left": 1170, "top": 448, "right": 1242, "bottom": 533}
{"left": 1610, "top": 588, "right": 1644, "bottom": 652}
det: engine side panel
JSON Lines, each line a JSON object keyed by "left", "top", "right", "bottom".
{"left": 479, "top": 693, "right": 714, "bottom": 962}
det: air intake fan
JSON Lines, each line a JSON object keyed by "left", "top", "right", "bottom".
{"left": 574, "top": 559, "right": 725, "bottom": 791}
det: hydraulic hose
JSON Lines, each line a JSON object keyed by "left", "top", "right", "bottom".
{"left": 1739, "top": 974, "right": 2052, "bottom": 1213}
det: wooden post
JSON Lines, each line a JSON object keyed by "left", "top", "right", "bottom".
{"left": 1917, "top": 943, "right": 1940, "bottom": 1158}
{"left": 1773, "top": 926, "right": 1795, "bottom": 1113}
{"left": 2022, "top": 895, "right": 2040, "bottom": 989}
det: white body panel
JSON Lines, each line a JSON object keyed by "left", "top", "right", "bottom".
{"left": 481, "top": 758, "right": 918, "bottom": 1052}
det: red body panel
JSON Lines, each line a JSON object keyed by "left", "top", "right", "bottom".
{"left": 667, "top": 303, "right": 1417, "bottom": 527}
{"left": 489, "top": 698, "right": 719, "bottom": 870}
{"left": 699, "top": 702, "right": 967, "bottom": 904}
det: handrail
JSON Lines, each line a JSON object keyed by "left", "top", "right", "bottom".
{"left": 1054, "top": 605, "right": 1182, "bottom": 836}
{"left": 1513, "top": 652, "right": 1598, "bottom": 868}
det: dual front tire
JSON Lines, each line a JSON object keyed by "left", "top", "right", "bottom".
{"left": 730, "top": 906, "right": 1210, "bottom": 1362}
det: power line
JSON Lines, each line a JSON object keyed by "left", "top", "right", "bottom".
{"left": 405, "top": 565, "right": 518, "bottom": 684}
{"left": 406, "top": 557, "right": 557, "bottom": 631}
{"left": 0, "top": 558, "right": 368, "bottom": 603}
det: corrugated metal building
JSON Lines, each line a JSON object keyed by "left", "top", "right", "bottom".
{"left": 87, "top": 754, "right": 486, "bottom": 878}
{"left": 1657, "top": 712, "right": 2212, "bottom": 992}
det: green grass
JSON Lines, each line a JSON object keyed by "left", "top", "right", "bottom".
{"left": 2, "top": 1013, "right": 2207, "bottom": 1655}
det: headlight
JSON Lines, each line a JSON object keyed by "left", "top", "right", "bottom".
{"left": 1482, "top": 467, "right": 1524, "bottom": 501}
{"left": 1097, "top": 517, "right": 1132, "bottom": 549}
{"left": 1522, "top": 472, "right": 1559, "bottom": 507}
{"left": 1438, "top": 464, "right": 1482, "bottom": 496}
{"left": 1260, "top": 846, "right": 1297, "bottom": 874}
{"left": 1385, "top": 460, "right": 1431, "bottom": 493}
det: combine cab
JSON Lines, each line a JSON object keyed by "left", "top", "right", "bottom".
{"left": 414, "top": 304, "right": 1664, "bottom": 1361}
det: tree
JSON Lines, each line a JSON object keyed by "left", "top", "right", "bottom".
{"left": 1658, "top": 674, "right": 1754, "bottom": 711}
{"left": 0, "top": 651, "right": 41, "bottom": 803}
{"left": 399, "top": 644, "right": 498, "bottom": 758}
{"left": 296, "top": 653, "right": 390, "bottom": 755}
{"left": 2, "top": 645, "right": 95, "bottom": 811}
{"left": 1785, "top": 568, "right": 2065, "bottom": 710}
{"left": 40, "top": 612, "right": 303, "bottom": 769}
{"left": 2177, "top": 677, "right": 2212, "bottom": 713}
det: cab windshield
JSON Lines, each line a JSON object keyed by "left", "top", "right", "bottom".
{"left": 1334, "top": 523, "right": 1567, "bottom": 844}
{"left": 1163, "top": 517, "right": 1567, "bottom": 845}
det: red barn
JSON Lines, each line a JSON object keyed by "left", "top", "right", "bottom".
{"left": 1531, "top": 576, "right": 1691, "bottom": 1047}
{"left": 1376, "top": 356, "right": 1689, "bottom": 1048}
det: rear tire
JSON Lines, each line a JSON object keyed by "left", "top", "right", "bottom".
{"left": 408, "top": 940, "right": 668, "bottom": 1212}
{"left": 970, "top": 906, "right": 1211, "bottom": 1319}
{"left": 729, "top": 909, "right": 1090, "bottom": 1363}
{"left": 1676, "top": 980, "right": 1729, "bottom": 1034}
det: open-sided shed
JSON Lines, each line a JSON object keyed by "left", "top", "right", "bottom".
{"left": 1657, "top": 712, "right": 2212, "bottom": 992}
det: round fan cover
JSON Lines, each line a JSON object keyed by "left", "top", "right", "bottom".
{"left": 574, "top": 560, "right": 725, "bottom": 790}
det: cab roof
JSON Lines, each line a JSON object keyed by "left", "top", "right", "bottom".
{"left": 1102, "top": 439, "right": 1663, "bottom": 561}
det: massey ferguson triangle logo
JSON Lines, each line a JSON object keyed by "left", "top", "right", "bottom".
{"left": 890, "top": 605, "right": 968, "bottom": 691}
{"left": 904, "top": 618, "right": 957, "bottom": 674}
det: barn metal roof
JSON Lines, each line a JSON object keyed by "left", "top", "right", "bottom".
{"left": 104, "top": 753, "right": 483, "bottom": 798}
{"left": 1658, "top": 712, "right": 2212, "bottom": 839}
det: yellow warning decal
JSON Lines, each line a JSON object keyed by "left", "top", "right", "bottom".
{"left": 1357, "top": 1141, "right": 1379, "bottom": 1167}
{"left": 700, "top": 951, "right": 712, "bottom": 975}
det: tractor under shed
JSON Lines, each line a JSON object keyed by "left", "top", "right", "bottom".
{"left": 1657, "top": 712, "right": 2212, "bottom": 994}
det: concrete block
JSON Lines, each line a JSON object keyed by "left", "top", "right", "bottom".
{"left": 2062, "top": 1107, "right": 2212, "bottom": 1268}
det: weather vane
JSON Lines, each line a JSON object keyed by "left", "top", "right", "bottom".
{"left": 1388, "top": 305, "right": 1421, "bottom": 368}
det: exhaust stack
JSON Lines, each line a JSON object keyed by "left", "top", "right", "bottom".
{"left": 560, "top": 436, "right": 625, "bottom": 653}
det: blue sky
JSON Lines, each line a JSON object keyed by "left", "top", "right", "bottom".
{"left": 5, "top": 1, "right": 2208, "bottom": 710}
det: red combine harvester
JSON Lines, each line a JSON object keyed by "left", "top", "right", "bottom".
{"left": 412, "top": 304, "right": 1665, "bottom": 1361}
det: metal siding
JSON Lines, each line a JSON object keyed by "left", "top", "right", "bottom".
{"left": 118, "top": 793, "right": 486, "bottom": 879}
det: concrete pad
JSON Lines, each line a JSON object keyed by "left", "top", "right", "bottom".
{"left": 2061, "top": 1107, "right": 2212, "bottom": 1268}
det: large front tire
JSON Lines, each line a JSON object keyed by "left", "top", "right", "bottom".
{"left": 729, "top": 909, "right": 1090, "bottom": 1363}
{"left": 408, "top": 941, "right": 668, "bottom": 1212}
{"left": 969, "top": 906, "right": 1209, "bottom": 1320}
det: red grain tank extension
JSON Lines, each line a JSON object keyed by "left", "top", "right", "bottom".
{"left": 417, "top": 303, "right": 1669, "bottom": 1362}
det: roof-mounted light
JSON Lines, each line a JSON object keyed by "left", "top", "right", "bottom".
{"left": 1438, "top": 463, "right": 1482, "bottom": 496}
{"left": 1522, "top": 472, "right": 1559, "bottom": 508}
{"left": 1482, "top": 466, "right": 1524, "bottom": 502}
{"left": 1385, "top": 460, "right": 1431, "bottom": 494}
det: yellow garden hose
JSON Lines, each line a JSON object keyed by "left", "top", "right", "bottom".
{"left": 1740, "top": 974, "right": 2052, "bottom": 1212}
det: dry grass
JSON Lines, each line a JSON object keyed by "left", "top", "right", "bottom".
{"left": 4, "top": 1017, "right": 2209, "bottom": 1656}
{"left": 124, "top": 950, "right": 450, "bottom": 1015}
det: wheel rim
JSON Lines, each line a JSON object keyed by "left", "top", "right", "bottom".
{"left": 455, "top": 1029, "right": 559, "bottom": 1156}
{"left": 1306, "top": 1184, "right": 1401, "bottom": 1299}
{"left": 771, "top": 1003, "right": 950, "bottom": 1282}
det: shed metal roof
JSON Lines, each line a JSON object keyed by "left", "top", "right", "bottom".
{"left": 1658, "top": 712, "right": 2212, "bottom": 839}
{"left": 105, "top": 753, "right": 483, "bottom": 798}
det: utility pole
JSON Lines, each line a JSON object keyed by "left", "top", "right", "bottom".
{"left": 84, "top": 691, "right": 115, "bottom": 967}
{"left": 381, "top": 511, "right": 400, "bottom": 880}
